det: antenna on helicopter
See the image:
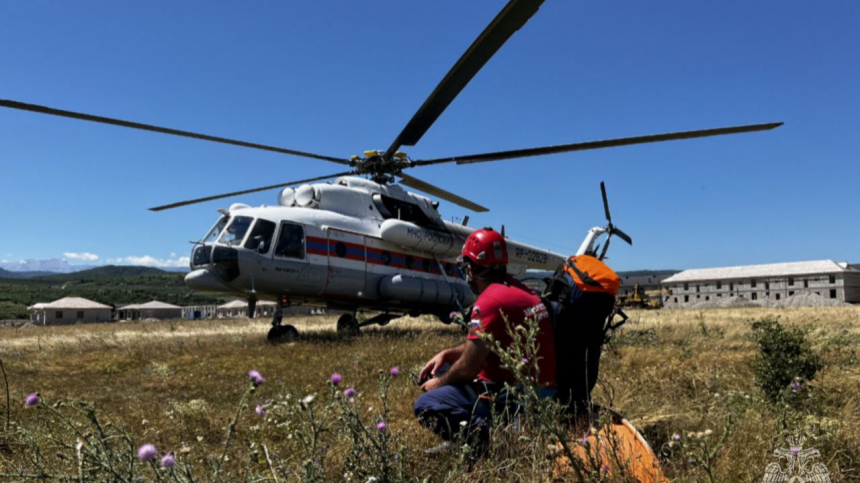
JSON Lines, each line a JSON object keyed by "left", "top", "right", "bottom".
{"left": 462, "top": 216, "right": 470, "bottom": 227}
{"left": 598, "top": 181, "right": 632, "bottom": 261}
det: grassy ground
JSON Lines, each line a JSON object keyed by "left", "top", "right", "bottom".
{"left": 0, "top": 307, "right": 859, "bottom": 481}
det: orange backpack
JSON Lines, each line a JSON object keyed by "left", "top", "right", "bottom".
{"left": 563, "top": 255, "right": 620, "bottom": 296}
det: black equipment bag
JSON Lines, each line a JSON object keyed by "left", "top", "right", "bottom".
{"left": 543, "top": 268, "right": 618, "bottom": 414}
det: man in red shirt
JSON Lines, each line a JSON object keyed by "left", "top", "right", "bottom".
{"left": 414, "top": 228, "right": 556, "bottom": 452}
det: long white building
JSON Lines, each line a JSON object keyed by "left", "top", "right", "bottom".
{"left": 661, "top": 260, "right": 860, "bottom": 307}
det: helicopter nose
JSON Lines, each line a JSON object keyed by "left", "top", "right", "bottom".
{"left": 185, "top": 268, "right": 232, "bottom": 293}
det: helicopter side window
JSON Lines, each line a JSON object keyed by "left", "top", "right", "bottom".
{"left": 218, "top": 216, "right": 254, "bottom": 246}
{"left": 244, "top": 219, "right": 277, "bottom": 254}
{"left": 274, "top": 223, "right": 305, "bottom": 260}
{"left": 203, "top": 215, "right": 230, "bottom": 244}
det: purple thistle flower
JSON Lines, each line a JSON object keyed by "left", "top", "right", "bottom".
{"left": 389, "top": 367, "right": 400, "bottom": 377}
{"left": 24, "top": 393, "right": 39, "bottom": 407}
{"left": 138, "top": 444, "right": 158, "bottom": 462}
{"left": 673, "top": 433, "right": 681, "bottom": 441}
{"left": 791, "top": 447, "right": 800, "bottom": 456}
{"left": 344, "top": 387, "right": 356, "bottom": 398}
{"left": 791, "top": 380, "right": 802, "bottom": 391}
{"left": 248, "top": 370, "right": 265, "bottom": 386}
{"left": 602, "top": 465, "right": 610, "bottom": 472}
{"left": 160, "top": 453, "right": 176, "bottom": 469}
{"left": 255, "top": 405, "right": 266, "bottom": 417}
{"left": 330, "top": 373, "right": 342, "bottom": 385}
{"left": 376, "top": 421, "right": 387, "bottom": 432}
{"left": 521, "top": 358, "right": 529, "bottom": 365}
{"left": 581, "top": 436, "right": 590, "bottom": 446}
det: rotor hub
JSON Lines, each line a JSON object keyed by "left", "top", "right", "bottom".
{"left": 349, "top": 150, "right": 413, "bottom": 184}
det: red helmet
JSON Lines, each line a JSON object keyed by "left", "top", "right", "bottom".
{"left": 461, "top": 228, "right": 508, "bottom": 267}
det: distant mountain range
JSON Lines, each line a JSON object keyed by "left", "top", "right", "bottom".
{"left": 0, "top": 259, "right": 189, "bottom": 277}
{"left": 0, "top": 267, "right": 55, "bottom": 279}
{"left": 0, "top": 258, "right": 91, "bottom": 274}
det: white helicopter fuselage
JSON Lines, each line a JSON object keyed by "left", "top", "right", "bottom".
{"left": 185, "top": 176, "right": 566, "bottom": 317}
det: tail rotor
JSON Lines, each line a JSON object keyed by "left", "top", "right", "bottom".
{"left": 598, "top": 181, "right": 632, "bottom": 260}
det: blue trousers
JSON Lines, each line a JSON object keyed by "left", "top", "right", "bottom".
{"left": 415, "top": 383, "right": 558, "bottom": 443}
{"left": 413, "top": 384, "right": 493, "bottom": 442}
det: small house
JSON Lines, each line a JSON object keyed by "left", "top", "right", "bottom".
{"left": 28, "top": 297, "right": 112, "bottom": 325}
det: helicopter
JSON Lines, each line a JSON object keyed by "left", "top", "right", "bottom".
{"left": 0, "top": 0, "right": 781, "bottom": 342}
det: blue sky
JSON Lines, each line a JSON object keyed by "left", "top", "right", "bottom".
{"left": 1, "top": 1, "right": 858, "bottom": 271}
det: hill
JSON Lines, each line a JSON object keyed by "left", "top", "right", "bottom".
{"left": 617, "top": 269, "right": 680, "bottom": 278}
{"left": 0, "top": 267, "right": 54, "bottom": 279}
{"left": 40, "top": 265, "right": 169, "bottom": 281}
{"left": 0, "top": 266, "right": 223, "bottom": 320}
{"left": 518, "top": 268, "right": 680, "bottom": 291}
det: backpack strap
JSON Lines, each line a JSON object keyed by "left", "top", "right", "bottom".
{"left": 543, "top": 264, "right": 567, "bottom": 302}
{"left": 566, "top": 258, "right": 603, "bottom": 288}
{"left": 603, "top": 307, "right": 629, "bottom": 344}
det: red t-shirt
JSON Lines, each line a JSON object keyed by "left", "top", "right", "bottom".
{"left": 466, "top": 276, "right": 556, "bottom": 388}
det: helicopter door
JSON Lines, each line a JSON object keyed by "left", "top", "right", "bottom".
{"left": 324, "top": 229, "right": 367, "bottom": 298}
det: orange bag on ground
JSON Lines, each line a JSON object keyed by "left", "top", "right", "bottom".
{"left": 552, "top": 407, "right": 668, "bottom": 482}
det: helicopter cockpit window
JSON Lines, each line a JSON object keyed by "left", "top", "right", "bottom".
{"left": 218, "top": 216, "right": 253, "bottom": 246}
{"left": 203, "top": 215, "right": 230, "bottom": 244}
{"left": 274, "top": 223, "right": 305, "bottom": 260}
{"left": 244, "top": 219, "right": 277, "bottom": 254}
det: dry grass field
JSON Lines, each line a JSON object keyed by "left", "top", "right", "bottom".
{"left": 1, "top": 306, "right": 859, "bottom": 481}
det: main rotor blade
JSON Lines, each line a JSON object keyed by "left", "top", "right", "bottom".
{"left": 398, "top": 172, "right": 489, "bottom": 213}
{"left": 0, "top": 100, "right": 349, "bottom": 165}
{"left": 383, "top": 0, "right": 545, "bottom": 160}
{"left": 148, "top": 171, "right": 355, "bottom": 212}
{"left": 413, "top": 122, "right": 784, "bottom": 166}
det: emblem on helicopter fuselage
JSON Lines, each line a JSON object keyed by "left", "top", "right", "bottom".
{"left": 761, "top": 435, "right": 831, "bottom": 483}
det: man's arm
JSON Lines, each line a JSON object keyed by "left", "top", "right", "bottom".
{"left": 418, "top": 343, "right": 466, "bottom": 382}
{"left": 422, "top": 338, "right": 489, "bottom": 391}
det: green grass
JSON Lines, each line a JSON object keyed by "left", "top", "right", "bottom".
{"left": 0, "top": 307, "right": 858, "bottom": 481}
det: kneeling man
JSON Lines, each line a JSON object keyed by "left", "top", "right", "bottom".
{"left": 414, "top": 228, "right": 556, "bottom": 451}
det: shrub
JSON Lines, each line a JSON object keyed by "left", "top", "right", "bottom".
{"left": 751, "top": 317, "right": 821, "bottom": 402}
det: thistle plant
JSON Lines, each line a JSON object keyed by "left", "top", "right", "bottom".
{"left": 336, "top": 369, "right": 407, "bottom": 483}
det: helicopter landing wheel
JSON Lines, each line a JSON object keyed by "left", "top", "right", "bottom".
{"left": 336, "top": 313, "right": 359, "bottom": 336}
{"left": 267, "top": 324, "right": 299, "bottom": 344}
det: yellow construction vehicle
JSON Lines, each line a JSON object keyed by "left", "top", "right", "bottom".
{"left": 617, "top": 283, "right": 664, "bottom": 309}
